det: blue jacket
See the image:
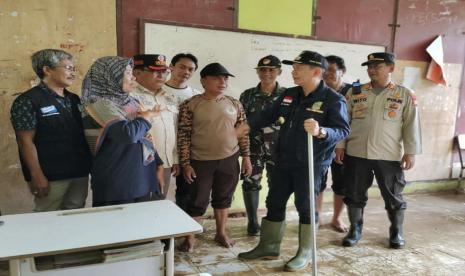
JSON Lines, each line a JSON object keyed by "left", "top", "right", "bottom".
{"left": 91, "top": 118, "right": 162, "bottom": 202}
{"left": 249, "top": 80, "right": 350, "bottom": 167}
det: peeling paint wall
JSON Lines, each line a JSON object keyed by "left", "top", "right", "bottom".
{"left": 393, "top": 61, "right": 463, "bottom": 181}
{"left": 0, "top": 0, "right": 116, "bottom": 215}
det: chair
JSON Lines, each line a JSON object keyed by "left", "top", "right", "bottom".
{"left": 455, "top": 134, "right": 465, "bottom": 187}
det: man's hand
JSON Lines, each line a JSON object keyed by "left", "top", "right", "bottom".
{"left": 137, "top": 105, "right": 164, "bottom": 121}
{"left": 241, "top": 156, "right": 253, "bottom": 177}
{"left": 235, "top": 123, "right": 250, "bottom": 139}
{"left": 30, "top": 172, "right": 49, "bottom": 198}
{"left": 171, "top": 164, "right": 180, "bottom": 177}
{"left": 304, "top": 118, "right": 320, "bottom": 136}
{"left": 183, "top": 164, "right": 197, "bottom": 184}
{"left": 335, "top": 148, "right": 345, "bottom": 164}
{"left": 401, "top": 154, "right": 415, "bottom": 170}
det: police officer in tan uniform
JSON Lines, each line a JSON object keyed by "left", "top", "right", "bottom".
{"left": 335, "top": 52, "right": 421, "bottom": 249}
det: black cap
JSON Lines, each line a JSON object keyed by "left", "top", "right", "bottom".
{"left": 200, "top": 63, "right": 235, "bottom": 78}
{"left": 361, "top": 52, "right": 395, "bottom": 66}
{"left": 255, "top": 55, "right": 281, "bottom": 69}
{"left": 282, "top": 51, "right": 328, "bottom": 69}
{"left": 133, "top": 54, "right": 168, "bottom": 70}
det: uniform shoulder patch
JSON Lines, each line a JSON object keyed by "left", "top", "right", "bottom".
{"left": 406, "top": 89, "right": 417, "bottom": 106}
{"left": 361, "top": 83, "right": 371, "bottom": 91}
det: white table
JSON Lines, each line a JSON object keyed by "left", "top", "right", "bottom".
{"left": 0, "top": 200, "right": 202, "bottom": 276}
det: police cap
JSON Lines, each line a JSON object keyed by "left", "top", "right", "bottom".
{"left": 255, "top": 55, "right": 281, "bottom": 69}
{"left": 361, "top": 52, "right": 396, "bottom": 66}
{"left": 133, "top": 54, "right": 168, "bottom": 70}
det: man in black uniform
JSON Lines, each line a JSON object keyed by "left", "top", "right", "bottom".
{"left": 238, "top": 51, "right": 350, "bottom": 272}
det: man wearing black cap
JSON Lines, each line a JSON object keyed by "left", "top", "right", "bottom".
{"left": 238, "top": 51, "right": 350, "bottom": 272}
{"left": 336, "top": 52, "right": 422, "bottom": 249}
{"left": 177, "top": 62, "right": 252, "bottom": 252}
{"left": 239, "top": 55, "right": 286, "bottom": 236}
{"left": 131, "top": 54, "right": 179, "bottom": 200}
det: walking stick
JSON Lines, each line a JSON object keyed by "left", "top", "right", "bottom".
{"left": 307, "top": 133, "right": 318, "bottom": 276}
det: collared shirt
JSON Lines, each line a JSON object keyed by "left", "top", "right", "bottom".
{"left": 240, "top": 82, "right": 286, "bottom": 160}
{"left": 11, "top": 82, "right": 74, "bottom": 131}
{"left": 340, "top": 82, "right": 422, "bottom": 161}
{"left": 131, "top": 84, "right": 179, "bottom": 167}
{"left": 178, "top": 94, "right": 250, "bottom": 165}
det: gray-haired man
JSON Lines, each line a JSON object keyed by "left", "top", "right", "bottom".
{"left": 10, "top": 49, "right": 92, "bottom": 212}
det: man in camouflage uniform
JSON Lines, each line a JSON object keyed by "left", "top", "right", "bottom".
{"left": 336, "top": 52, "right": 422, "bottom": 249}
{"left": 239, "top": 55, "right": 286, "bottom": 235}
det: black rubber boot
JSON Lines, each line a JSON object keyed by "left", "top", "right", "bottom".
{"left": 238, "top": 219, "right": 285, "bottom": 260}
{"left": 387, "top": 209, "right": 405, "bottom": 249}
{"left": 243, "top": 190, "right": 260, "bottom": 236}
{"left": 342, "top": 207, "right": 363, "bottom": 247}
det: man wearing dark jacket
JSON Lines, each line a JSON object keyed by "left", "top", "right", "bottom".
{"left": 10, "top": 49, "right": 91, "bottom": 212}
{"left": 238, "top": 51, "right": 350, "bottom": 272}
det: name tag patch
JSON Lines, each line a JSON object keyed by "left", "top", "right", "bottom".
{"left": 40, "top": 105, "right": 59, "bottom": 116}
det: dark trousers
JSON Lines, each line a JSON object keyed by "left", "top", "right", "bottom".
{"left": 343, "top": 155, "right": 407, "bottom": 210}
{"left": 186, "top": 152, "right": 240, "bottom": 217}
{"left": 321, "top": 159, "right": 345, "bottom": 196}
{"left": 265, "top": 164, "right": 328, "bottom": 224}
{"left": 242, "top": 158, "right": 275, "bottom": 192}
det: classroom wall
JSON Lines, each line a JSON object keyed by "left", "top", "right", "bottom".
{"left": 118, "top": 0, "right": 236, "bottom": 57}
{"left": 0, "top": 0, "right": 117, "bottom": 215}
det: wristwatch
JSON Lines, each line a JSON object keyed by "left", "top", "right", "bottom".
{"left": 317, "top": 127, "right": 327, "bottom": 139}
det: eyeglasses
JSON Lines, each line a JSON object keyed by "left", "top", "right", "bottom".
{"left": 54, "top": 65, "right": 77, "bottom": 72}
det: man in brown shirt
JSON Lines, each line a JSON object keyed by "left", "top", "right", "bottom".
{"left": 177, "top": 62, "right": 252, "bottom": 252}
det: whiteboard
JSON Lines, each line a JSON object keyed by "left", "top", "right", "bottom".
{"left": 143, "top": 22, "right": 385, "bottom": 99}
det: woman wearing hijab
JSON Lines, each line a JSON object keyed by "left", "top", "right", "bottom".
{"left": 81, "top": 56, "right": 163, "bottom": 207}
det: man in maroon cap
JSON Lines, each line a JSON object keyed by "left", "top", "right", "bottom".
{"left": 132, "top": 54, "right": 179, "bottom": 200}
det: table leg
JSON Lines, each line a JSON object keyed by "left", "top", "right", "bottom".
{"left": 9, "top": 259, "right": 20, "bottom": 276}
{"left": 166, "top": 237, "right": 174, "bottom": 276}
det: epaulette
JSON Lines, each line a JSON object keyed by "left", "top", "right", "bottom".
{"left": 405, "top": 87, "right": 417, "bottom": 106}
{"left": 351, "top": 79, "right": 362, "bottom": 95}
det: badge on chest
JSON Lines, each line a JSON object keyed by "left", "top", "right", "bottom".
{"left": 306, "top": 101, "right": 324, "bottom": 113}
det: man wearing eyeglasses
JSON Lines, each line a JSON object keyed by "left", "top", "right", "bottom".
{"left": 10, "top": 49, "right": 92, "bottom": 212}
{"left": 239, "top": 55, "right": 286, "bottom": 236}
{"left": 131, "top": 54, "right": 179, "bottom": 200}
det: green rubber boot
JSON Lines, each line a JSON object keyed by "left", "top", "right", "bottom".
{"left": 238, "top": 218, "right": 285, "bottom": 260}
{"left": 284, "top": 223, "right": 314, "bottom": 271}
